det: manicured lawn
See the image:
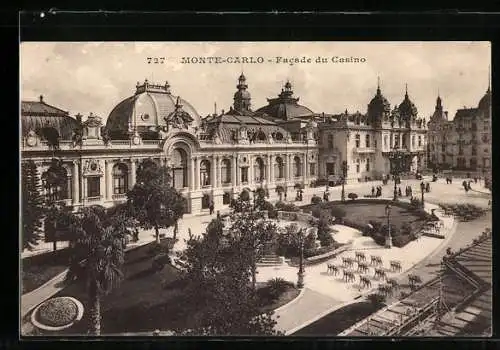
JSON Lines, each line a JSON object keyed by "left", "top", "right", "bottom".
{"left": 304, "top": 200, "right": 427, "bottom": 233}
{"left": 38, "top": 239, "right": 296, "bottom": 335}
{"left": 292, "top": 301, "right": 383, "bottom": 336}
{"left": 22, "top": 248, "right": 73, "bottom": 294}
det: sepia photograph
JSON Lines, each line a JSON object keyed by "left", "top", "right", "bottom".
{"left": 20, "top": 41, "right": 492, "bottom": 337}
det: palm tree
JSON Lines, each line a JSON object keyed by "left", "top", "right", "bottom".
{"left": 64, "top": 205, "right": 128, "bottom": 335}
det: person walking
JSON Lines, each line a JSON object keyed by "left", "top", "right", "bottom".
{"left": 398, "top": 187, "right": 402, "bottom": 197}
{"left": 463, "top": 180, "right": 469, "bottom": 193}
{"left": 371, "top": 186, "right": 375, "bottom": 197}
{"left": 209, "top": 200, "right": 215, "bottom": 215}
{"left": 426, "top": 182, "right": 430, "bottom": 193}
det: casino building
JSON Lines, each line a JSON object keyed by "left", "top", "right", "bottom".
{"left": 22, "top": 73, "right": 431, "bottom": 215}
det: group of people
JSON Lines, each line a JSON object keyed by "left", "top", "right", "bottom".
{"left": 371, "top": 186, "right": 383, "bottom": 197}
{"left": 420, "top": 181, "right": 431, "bottom": 193}
{"left": 462, "top": 180, "right": 474, "bottom": 193}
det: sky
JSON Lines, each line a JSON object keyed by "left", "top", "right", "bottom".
{"left": 20, "top": 42, "right": 491, "bottom": 122}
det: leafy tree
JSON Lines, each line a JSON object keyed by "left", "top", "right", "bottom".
{"left": 127, "top": 159, "right": 186, "bottom": 244}
{"left": 21, "top": 160, "right": 45, "bottom": 250}
{"left": 253, "top": 187, "right": 267, "bottom": 210}
{"left": 316, "top": 212, "right": 334, "bottom": 247}
{"left": 64, "top": 205, "right": 128, "bottom": 335}
{"left": 176, "top": 214, "right": 282, "bottom": 336}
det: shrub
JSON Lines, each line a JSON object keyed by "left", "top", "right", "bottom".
{"left": 262, "top": 201, "right": 278, "bottom": 219}
{"left": 318, "top": 232, "right": 334, "bottom": 247}
{"left": 401, "top": 222, "right": 413, "bottom": 236}
{"left": 311, "top": 195, "right": 322, "bottom": 205}
{"left": 371, "top": 232, "right": 387, "bottom": 246}
{"left": 368, "top": 220, "right": 384, "bottom": 232}
{"left": 266, "top": 277, "right": 293, "bottom": 300}
{"left": 239, "top": 190, "right": 250, "bottom": 202}
{"left": 152, "top": 252, "right": 170, "bottom": 271}
{"left": 304, "top": 244, "right": 338, "bottom": 258}
{"left": 330, "top": 206, "right": 346, "bottom": 222}
{"left": 392, "top": 234, "right": 414, "bottom": 248}
{"left": 304, "top": 232, "right": 317, "bottom": 251}
{"left": 147, "top": 242, "right": 168, "bottom": 256}
{"left": 367, "top": 293, "right": 386, "bottom": 306}
{"left": 275, "top": 201, "right": 300, "bottom": 212}
{"left": 347, "top": 193, "right": 358, "bottom": 201}
{"left": 36, "top": 297, "right": 79, "bottom": 327}
{"left": 410, "top": 197, "right": 423, "bottom": 209}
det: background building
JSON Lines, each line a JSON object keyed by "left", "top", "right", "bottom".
{"left": 427, "top": 83, "right": 491, "bottom": 175}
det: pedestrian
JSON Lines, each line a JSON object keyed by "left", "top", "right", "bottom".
{"left": 398, "top": 187, "right": 402, "bottom": 197}
{"left": 463, "top": 180, "right": 469, "bottom": 193}
{"left": 426, "top": 182, "right": 430, "bottom": 193}
{"left": 468, "top": 181, "right": 472, "bottom": 190}
{"left": 474, "top": 177, "right": 478, "bottom": 184}
{"left": 371, "top": 186, "right": 375, "bottom": 197}
{"left": 409, "top": 186, "right": 413, "bottom": 196}
{"left": 209, "top": 200, "right": 215, "bottom": 215}
{"left": 284, "top": 191, "right": 287, "bottom": 200}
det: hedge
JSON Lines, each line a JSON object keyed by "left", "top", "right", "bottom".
{"left": 392, "top": 234, "right": 414, "bottom": 248}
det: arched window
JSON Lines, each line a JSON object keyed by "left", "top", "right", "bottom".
{"left": 275, "top": 157, "right": 284, "bottom": 179}
{"left": 384, "top": 135, "right": 388, "bottom": 147}
{"left": 113, "top": 163, "right": 129, "bottom": 194}
{"left": 221, "top": 158, "right": 231, "bottom": 184}
{"left": 356, "top": 159, "right": 360, "bottom": 173}
{"left": 275, "top": 132, "right": 284, "bottom": 141}
{"left": 171, "top": 148, "right": 188, "bottom": 189}
{"left": 294, "top": 156, "right": 301, "bottom": 177}
{"left": 365, "top": 134, "right": 370, "bottom": 148}
{"left": 254, "top": 157, "right": 265, "bottom": 182}
{"left": 42, "top": 162, "right": 70, "bottom": 201}
{"left": 355, "top": 134, "right": 360, "bottom": 148}
{"left": 256, "top": 131, "right": 266, "bottom": 142}
{"left": 366, "top": 158, "right": 370, "bottom": 172}
{"left": 200, "top": 160, "right": 211, "bottom": 187}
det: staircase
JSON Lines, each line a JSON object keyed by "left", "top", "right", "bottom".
{"left": 257, "top": 253, "right": 283, "bottom": 266}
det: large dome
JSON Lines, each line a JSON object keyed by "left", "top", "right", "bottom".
{"left": 398, "top": 90, "right": 418, "bottom": 118}
{"left": 106, "top": 80, "right": 201, "bottom": 139}
{"left": 478, "top": 88, "right": 491, "bottom": 112}
{"left": 254, "top": 81, "right": 314, "bottom": 121}
{"left": 367, "top": 86, "right": 391, "bottom": 118}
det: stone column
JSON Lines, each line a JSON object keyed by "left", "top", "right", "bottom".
{"left": 269, "top": 155, "right": 274, "bottom": 183}
{"left": 72, "top": 160, "right": 79, "bottom": 205}
{"left": 130, "top": 159, "right": 136, "bottom": 189}
{"left": 216, "top": 156, "right": 222, "bottom": 187}
{"left": 287, "top": 154, "right": 293, "bottom": 181}
{"left": 105, "top": 160, "right": 113, "bottom": 201}
{"left": 194, "top": 157, "right": 200, "bottom": 189}
{"left": 232, "top": 155, "right": 237, "bottom": 186}
{"left": 190, "top": 157, "right": 196, "bottom": 190}
{"left": 303, "top": 154, "right": 307, "bottom": 179}
{"left": 267, "top": 155, "right": 272, "bottom": 183}
{"left": 210, "top": 156, "right": 216, "bottom": 187}
{"left": 82, "top": 175, "right": 87, "bottom": 202}
{"left": 249, "top": 155, "right": 254, "bottom": 185}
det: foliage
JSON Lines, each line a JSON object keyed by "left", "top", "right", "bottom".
{"left": 276, "top": 224, "right": 306, "bottom": 258}
{"left": 304, "top": 244, "right": 339, "bottom": 259}
{"left": 392, "top": 234, "right": 414, "bottom": 248}
{"left": 265, "top": 277, "right": 294, "bottom": 300}
{"left": 329, "top": 206, "right": 346, "bottom": 222}
{"left": 41, "top": 126, "right": 60, "bottom": 150}
{"left": 311, "top": 195, "right": 322, "bottom": 204}
{"left": 253, "top": 188, "right": 268, "bottom": 211}
{"left": 347, "top": 193, "right": 358, "bottom": 201}
{"left": 275, "top": 185, "right": 285, "bottom": 194}
{"left": 63, "top": 205, "right": 128, "bottom": 335}
{"left": 101, "top": 126, "right": 111, "bottom": 145}
{"left": 127, "top": 159, "right": 186, "bottom": 244}
{"left": 484, "top": 175, "right": 492, "bottom": 191}
{"left": 367, "top": 293, "right": 386, "bottom": 306}
{"left": 275, "top": 201, "right": 300, "bottom": 212}
{"left": 316, "top": 212, "right": 334, "bottom": 247}
{"left": 42, "top": 158, "right": 68, "bottom": 203}
{"left": 152, "top": 252, "right": 171, "bottom": 272}
{"left": 36, "top": 297, "right": 79, "bottom": 327}
{"left": 44, "top": 202, "right": 75, "bottom": 244}
{"left": 230, "top": 197, "right": 254, "bottom": 213}
{"left": 262, "top": 201, "right": 278, "bottom": 219}
{"left": 239, "top": 190, "right": 251, "bottom": 202}
{"left": 175, "top": 211, "right": 282, "bottom": 336}
{"left": 401, "top": 222, "right": 413, "bottom": 236}
{"left": 438, "top": 203, "right": 486, "bottom": 222}
{"left": 409, "top": 197, "right": 423, "bottom": 209}
{"left": 22, "top": 160, "right": 45, "bottom": 250}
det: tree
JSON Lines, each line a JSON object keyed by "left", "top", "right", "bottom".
{"left": 176, "top": 213, "right": 282, "bottom": 336}
{"left": 127, "top": 159, "right": 186, "bottom": 244}
{"left": 21, "top": 160, "right": 45, "bottom": 250}
{"left": 64, "top": 205, "right": 128, "bottom": 335}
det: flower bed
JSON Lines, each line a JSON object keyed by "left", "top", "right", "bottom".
{"left": 31, "top": 297, "right": 84, "bottom": 331}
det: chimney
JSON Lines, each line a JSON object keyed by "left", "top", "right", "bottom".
{"left": 39, "top": 95, "right": 44, "bottom": 103}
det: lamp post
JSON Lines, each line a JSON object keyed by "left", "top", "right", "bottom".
{"left": 341, "top": 160, "right": 348, "bottom": 202}
{"left": 385, "top": 204, "right": 392, "bottom": 248}
{"left": 388, "top": 148, "right": 404, "bottom": 201}
{"left": 297, "top": 228, "right": 305, "bottom": 289}
{"left": 420, "top": 181, "right": 425, "bottom": 207}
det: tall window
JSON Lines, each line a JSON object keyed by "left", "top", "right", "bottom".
{"left": 221, "top": 158, "right": 231, "bottom": 184}
{"left": 201, "top": 194, "right": 211, "bottom": 209}
{"left": 394, "top": 135, "right": 399, "bottom": 148}
{"left": 275, "top": 157, "right": 284, "bottom": 179}
{"left": 470, "top": 158, "right": 477, "bottom": 168}
{"left": 472, "top": 147, "right": 477, "bottom": 156}
{"left": 402, "top": 135, "right": 406, "bottom": 148}
{"left": 442, "top": 154, "right": 446, "bottom": 163}
{"left": 366, "top": 158, "right": 370, "bottom": 172}
{"left": 355, "top": 134, "right": 360, "bottom": 148}
{"left": 328, "top": 134, "right": 334, "bottom": 149}
{"left": 254, "top": 157, "right": 265, "bottom": 182}
{"left": 87, "top": 176, "right": 100, "bottom": 198}
{"left": 441, "top": 144, "right": 446, "bottom": 152}
{"left": 241, "top": 167, "right": 248, "bottom": 183}
{"left": 112, "top": 163, "right": 128, "bottom": 194}
{"left": 294, "top": 156, "right": 301, "bottom": 177}
{"left": 365, "top": 134, "right": 370, "bottom": 148}
{"left": 171, "top": 149, "right": 188, "bottom": 189}
{"left": 200, "top": 160, "right": 211, "bottom": 187}
{"left": 309, "top": 163, "right": 315, "bottom": 176}
{"left": 458, "top": 146, "right": 464, "bottom": 155}
{"left": 389, "top": 135, "right": 393, "bottom": 148}
{"left": 418, "top": 136, "right": 422, "bottom": 147}
{"left": 356, "top": 159, "right": 360, "bottom": 173}
{"left": 42, "top": 164, "right": 71, "bottom": 201}
{"left": 384, "top": 135, "right": 388, "bottom": 148}
{"left": 223, "top": 192, "right": 231, "bottom": 205}
{"left": 412, "top": 135, "right": 415, "bottom": 148}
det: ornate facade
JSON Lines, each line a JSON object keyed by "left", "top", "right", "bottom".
{"left": 22, "top": 75, "right": 443, "bottom": 215}
{"left": 427, "top": 85, "right": 492, "bottom": 174}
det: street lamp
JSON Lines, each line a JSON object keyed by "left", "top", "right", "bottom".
{"left": 388, "top": 148, "right": 404, "bottom": 201}
{"left": 297, "top": 228, "right": 306, "bottom": 289}
{"left": 385, "top": 204, "right": 392, "bottom": 249}
{"left": 341, "top": 160, "right": 348, "bottom": 202}
{"left": 420, "top": 181, "right": 425, "bottom": 207}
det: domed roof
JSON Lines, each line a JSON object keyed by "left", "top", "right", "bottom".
{"left": 21, "top": 97, "right": 79, "bottom": 140}
{"left": 398, "top": 88, "right": 418, "bottom": 118}
{"left": 106, "top": 80, "right": 201, "bottom": 139}
{"left": 367, "top": 85, "right": 391, "bottom": 116}
{"left": 478, "top": 87, "right": 491, "bottom": 112}
{"left": 255, "top": 81, "right": 314, "bottom": 120}
{"left": 234, "top": 89, "right": 251, "bottom": 99}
